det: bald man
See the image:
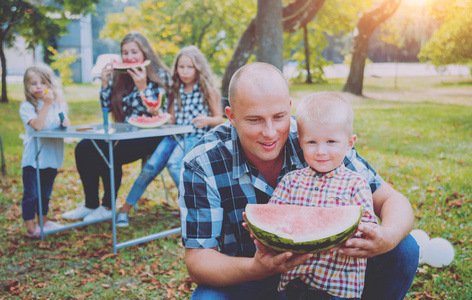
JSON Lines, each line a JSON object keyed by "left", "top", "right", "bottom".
{"left": 178, "top": 62, "right": 418, "bottom": 299}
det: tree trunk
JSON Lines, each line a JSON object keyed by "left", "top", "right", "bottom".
{"left": 221, "top": 0, "right": 327, "bottom": 97}
{"left": 256, "top": 0, "right": 283, "bottom": 71}
{"left": 0, "top": 43, "right": 8, "bottom": 103}
{"left": 343, "top": 0, "right": 403, "bottom": 95}
{"left": 221, "top": 20, "right": 257, "bottom": 98}
{"left": 303, "top": 25, "right": 312, "bottom": 84}
{"left": 0, "top": 134, "right": 6, "bottom": 176}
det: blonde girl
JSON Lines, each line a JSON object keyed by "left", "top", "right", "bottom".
{"left": 117, "top": 45, "right": 222, "bottom": 227}
{"left": 20, "top": 64, "right": 70, "bottom": 238}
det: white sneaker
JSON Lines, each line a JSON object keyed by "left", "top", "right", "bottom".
{"left": 44, "top": 221, "right": 64, "bottom": 231}
{"left": 62, "top": 206, "right": 96, "bottom": 219}
{"left": 83, "top": 206, "right": 112, "bottom": 222}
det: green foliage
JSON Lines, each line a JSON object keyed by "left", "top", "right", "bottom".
{"left": 0, "top": 0, "right": 98, "bottom": 102}
{"left": 99, "top": 0, "right": 256, "bottom": 75}
{"left": 283, "top": 0, "right": 371, "bottom": 83}
{"left": 48, "top": 47, "right": 81, "bottom": 87}
{"left": 418, "top": 0, "right": 472, "bottom": 69}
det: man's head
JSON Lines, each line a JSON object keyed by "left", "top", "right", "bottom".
{"left": 296, "top": 92, "right": 356, "bottom": 173}
{"left": 225, "top": 63, "right": 292, "bottom": 169}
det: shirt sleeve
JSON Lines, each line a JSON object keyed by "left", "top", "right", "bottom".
{"left": 344, "top": 147, "right": 384, "bottom": 194}
{"left": 350, "top": 176, "right": 378, "bottom": 223}
{"left": 100, "top": 82, "right": 112, "bottom": 109}
{"left": 179, "top": 158, "right": 224, "bottom": 249}
{"left": 19, "top": 102, "right": 37, "bottom": 128}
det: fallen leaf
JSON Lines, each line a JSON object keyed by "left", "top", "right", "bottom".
{"left": 100, "top": 253, "right": 118, "bottom": 261}
{"left": 75, "top": 292, "right": 92, "bottom": 299}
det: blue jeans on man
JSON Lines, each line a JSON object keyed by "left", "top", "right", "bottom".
{"left": 191, "top": 235, "right": 419, "bottom": 300}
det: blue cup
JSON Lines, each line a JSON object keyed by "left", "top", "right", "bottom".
{"left": 102, "top": 107, "right": 109, "bottom": 132}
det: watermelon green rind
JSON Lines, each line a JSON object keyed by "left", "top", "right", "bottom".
{"left": 127, "top": 113, "right": 171, "bottom": 128}
{"left": 246, "top": 205, "right": 363, "bottom": 254}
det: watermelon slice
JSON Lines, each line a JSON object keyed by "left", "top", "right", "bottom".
{"left": 140, "top": 92, "right": 165, "bottom": 110}
{"left": 127, "top": 113, "right": 171, "bottom": 128}
{"left": 113, "top": 60, "right": 151, "bottom": 73}
{"left": 245, "top": 204, "right": 363, "bottom": 253}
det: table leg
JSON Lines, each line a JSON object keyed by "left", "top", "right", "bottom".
{"left": 34, "top": 137, "right": 45, "bottom": 240}
{"left": 108, "top": 140, "right": 117, "bottom": 253}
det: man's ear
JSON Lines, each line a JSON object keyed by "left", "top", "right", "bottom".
{"left": 225, "top": 106, "right": 236, "bottom": 126}
{"left": 348, "top": 134, "right": 357, "bottom": 149}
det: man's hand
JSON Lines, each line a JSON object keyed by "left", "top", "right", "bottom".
{"left": 334, "top": 223, "right": 395, "bottom": 258}
{"left": 252, "top": 237, "right": 313, "bottom": 275}
{"left": 242, "top": 212, "right": 313, "bottom": 276}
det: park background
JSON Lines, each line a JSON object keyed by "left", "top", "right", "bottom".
{"left": 1, "top": 0, "right": 471, "bottom": 299}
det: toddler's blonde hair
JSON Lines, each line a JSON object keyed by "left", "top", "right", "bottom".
{"left": 296, "top": 91, "right": 353, "bottom": 137}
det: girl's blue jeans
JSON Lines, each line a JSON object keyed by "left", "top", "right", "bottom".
{"left": 22, "top": 166, "right": 57, "bottom": 221}
{"left": 191, "top": 234, "right": 419, "bottom": 300}
{"left": 126, "top": 135, "right": 200, "bottom": 206}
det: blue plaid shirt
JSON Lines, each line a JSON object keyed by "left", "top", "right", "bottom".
{"left": 179, "top": 118, "right": 384, "bottom": 257}
{"left": 100, "top": 68, "right": 171, "bottom": 121}
{"left": 175, "top": 83, "right": 209, "bottom": 138}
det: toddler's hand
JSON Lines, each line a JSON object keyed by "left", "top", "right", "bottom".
{"left": 63, "top": 116, "right": 71, "bottom": 127}
{"left": 43, "top": 89, "right": 55, "bottom": 105}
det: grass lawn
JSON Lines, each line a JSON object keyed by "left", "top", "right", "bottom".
{"left": 1, "top": 74, "right": 471, "bottom": 299}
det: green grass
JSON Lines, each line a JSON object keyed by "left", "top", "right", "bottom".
{"left": 1, "top": 74, "right": 471, "bottom": 299}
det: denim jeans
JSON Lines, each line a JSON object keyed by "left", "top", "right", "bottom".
{"left": 21, "top": 166, "right": 57, "bottom": 221}
{"left": 285, "top": 278, "right": 358, "bottom": 300}
{"left": 166, "top": 135, "right": 200, "bottom": 186}
{"left": 126, "top": 136, "right": 178, "bottom": 206}
{"left": 361, "top": 234, "right": 419, "bottom": 300}
{"left": 191, "top": 274, "right": 286, "bottom": 300}
{"left": 190, "top": 235, "right": 419, "bottom": 300}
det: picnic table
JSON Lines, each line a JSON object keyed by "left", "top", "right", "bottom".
{"left": 31, "top": 122, "right": 193, "bottom": 253}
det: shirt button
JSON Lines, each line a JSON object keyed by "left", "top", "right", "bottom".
{"left": 265, "top": 185, "right": 269, "bottom": 190}
{"left": 314, "top": 187, "right": 319, "bottom": 191}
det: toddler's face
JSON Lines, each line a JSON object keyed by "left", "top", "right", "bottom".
{"left": 299, "top": 121, "right": 355, "bottom": 173}
{"left": 28, "top": 73, "right": 48, "bottom": 99}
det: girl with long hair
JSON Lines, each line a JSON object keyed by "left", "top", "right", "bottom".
{"left": 116, "top": 45, "right": 223, "bottom": 227}
{"left": 20, "top": 64, "right": 70, "bottom": 238}
{"left": 63, "top": 32, "right": 172, "bottom": 222}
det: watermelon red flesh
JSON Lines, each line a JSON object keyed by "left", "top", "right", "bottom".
{"left": 245, "top": 204, "right": 363, "bottom": 253}
{"left": 141, "top": 92, "right": 165, "bottom": 110}
{"left": 113, "top": 60, "right": 150, "bottom": 72}
{"left": 127, "top": 113, "right": 171, "bottom": 128}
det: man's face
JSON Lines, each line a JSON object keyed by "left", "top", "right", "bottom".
{"left": 226, "top": 75, "right": 292, "bottom": 169}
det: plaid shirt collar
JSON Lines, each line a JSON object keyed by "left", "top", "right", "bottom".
{"left": 230, "top": 121, "right": 305, "bottom": 181}
{"left": 308, "top": 164, "right": 344, "bottom": 178}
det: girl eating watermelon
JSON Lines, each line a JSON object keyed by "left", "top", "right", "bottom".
{"left": 116, "top": 45, "right": 223, "bottom": 227}
{"left": 62, "top": 32, "right": 172, "bottom": 222}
